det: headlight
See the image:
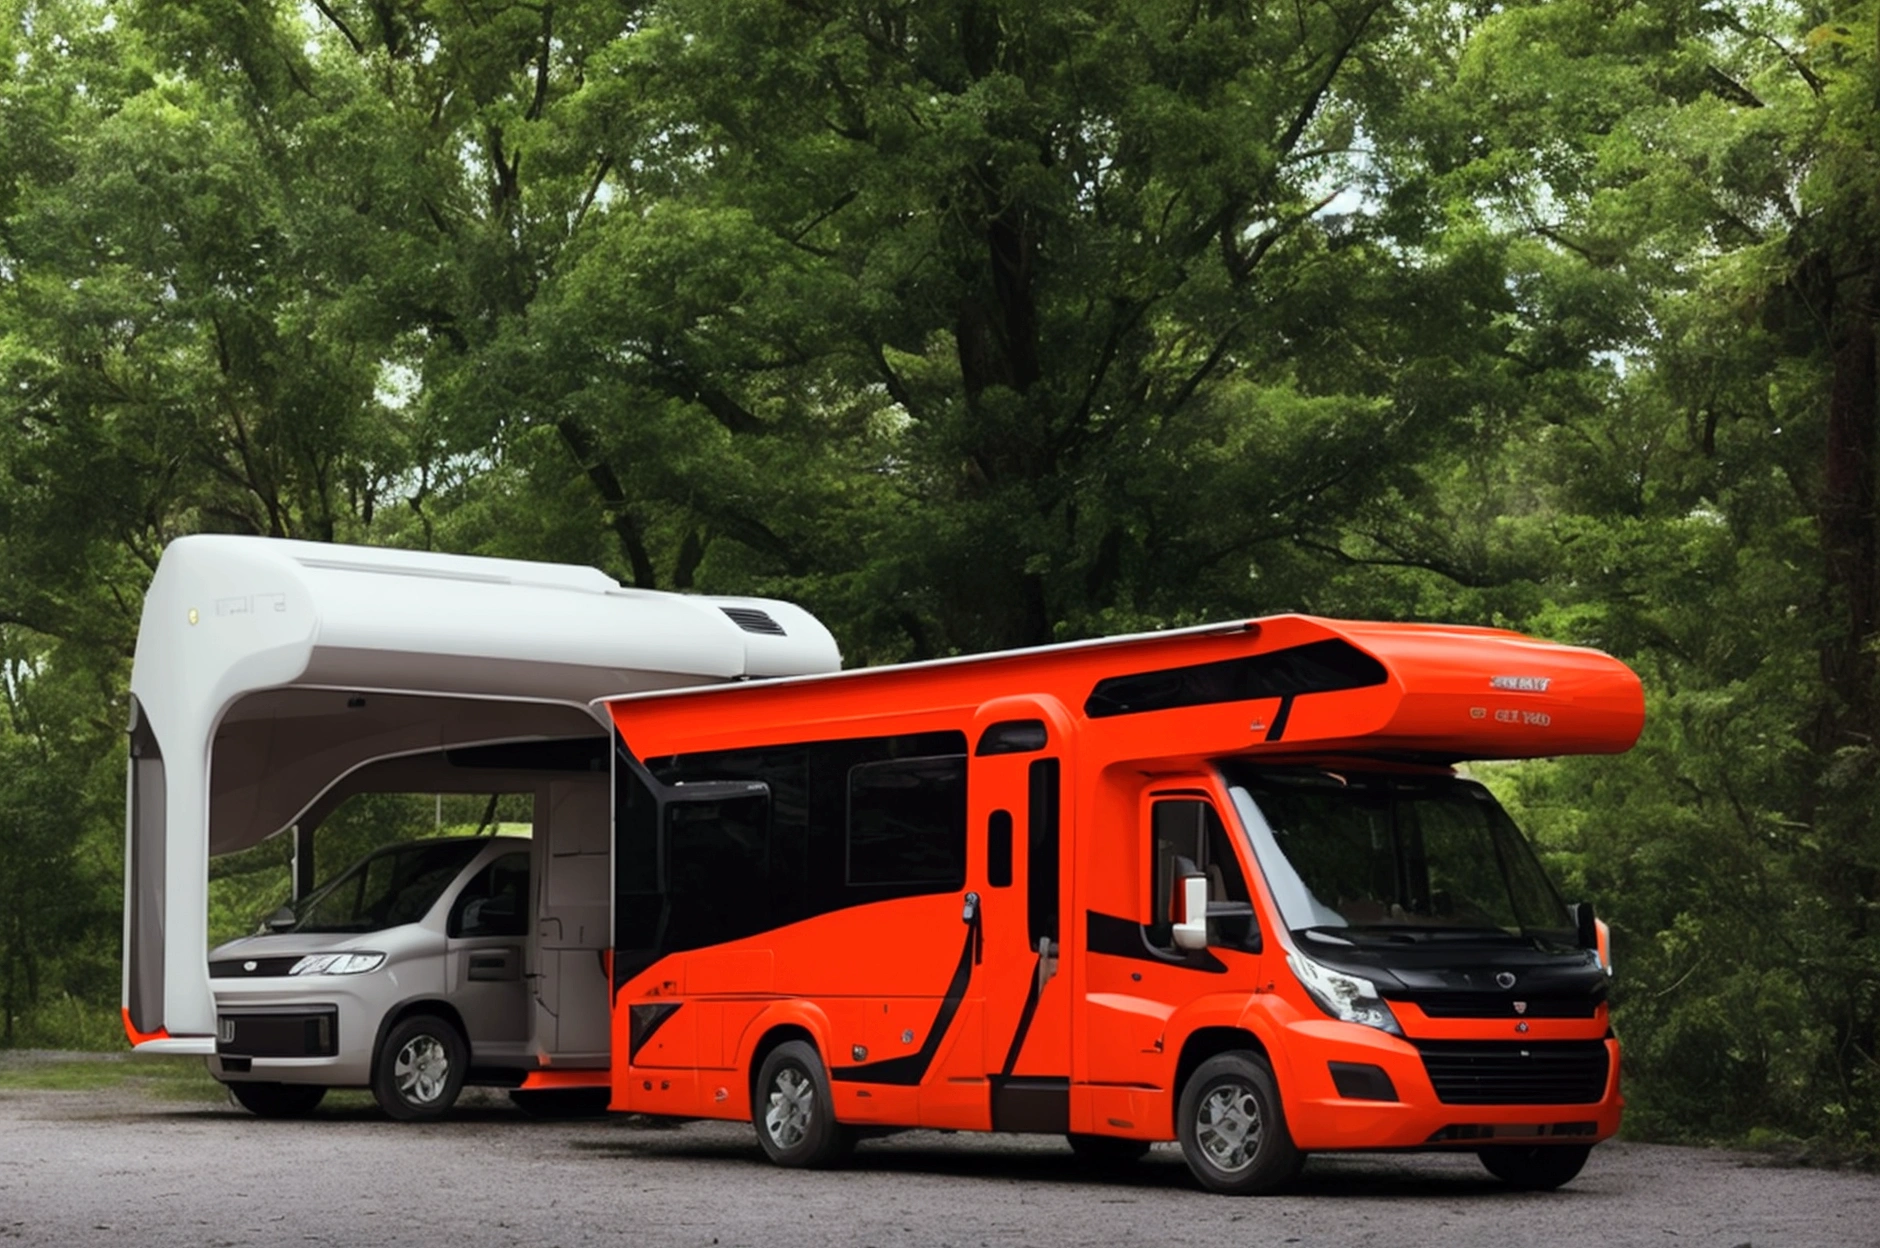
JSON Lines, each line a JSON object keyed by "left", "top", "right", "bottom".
{"left": 289, "top": 952, "right": 386, "bottom": 976}
{"left": 1287, "top": 952, "right": 1402, "bottom": 1035}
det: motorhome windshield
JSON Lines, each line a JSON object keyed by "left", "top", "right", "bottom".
{"left": 290, "top": 840, "right": 486, "bottom": 934}
{"left": 1222, "top": 766, "right": 1575, "bottom": 947}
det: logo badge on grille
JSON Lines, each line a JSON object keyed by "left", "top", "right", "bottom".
{"left": 243, "top": 960, "right": 257, "bottom": 973}
{"left": 1513, "top": 1001, "right": 1528, "bottom": 1015}
{"left": 1496, "top": 972, "right": 1517, "bottom": 989}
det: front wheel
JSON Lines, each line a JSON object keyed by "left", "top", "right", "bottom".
{"left": 372, "top": 1014, "right": 468, "bottom": 1121}
{"left": 226, "top": 1081, "right": 326, "bottom": 1119}
{"left": 752, "top": 1040, "right": 853, "bottom": 1168}
{"left": 1478, "top": 1144, "right": 1592, "bottom": 1191}
{"left": 1176, "top": 1051, "right": 1302, "bottom": 1195}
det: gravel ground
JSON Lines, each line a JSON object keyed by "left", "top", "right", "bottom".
{"left": 2, "top": 1061, "right": 1877, "bottom": 1248}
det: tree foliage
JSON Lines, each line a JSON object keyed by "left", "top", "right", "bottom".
{"left": 0, "top": 0, "right": 1877, "bottom": 1151}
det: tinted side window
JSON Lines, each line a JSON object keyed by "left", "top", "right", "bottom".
{"left": 1085, "top": 639, "right": 1387, "bottom": 718}
{"left": 847, "top": 755, "right": 966, "bottom": 887}
{"left": 665, "top": 793, "right": 771, "bottom": 951}
{"left": 634, "top": 730, "right": 969, "bottom": 954}
{"left": 614, "top": 757, "right": 663, "bottom": 966}
{"left": 1149, "top": 798, "right": 1255, "bottom": 950}
{"left": 1028, "top": 759, "right": 1060, "bottom": 947}
{"left": 449, "top": 853, "right": 530, "bottom": 938}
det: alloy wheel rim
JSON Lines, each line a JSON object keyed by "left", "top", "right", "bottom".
{"left": 765, "top": 1067, "right": 814, "bottom": 1149}
{"left": 1195, "top": 1080, "right": 1262, "bottom": 1173}
{"left": 395, "top": 1034, "right": 450, "bottom": 1105}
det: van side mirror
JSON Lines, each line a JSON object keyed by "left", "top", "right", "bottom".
{"left": 1173, "top": 875, "right": 1210, "bottom": 951}
{"left": 1571, "top": 900, "right": 1597, "bottom": 952}
{"left": 265, "top": 905, "right": 296, "bottom": 933}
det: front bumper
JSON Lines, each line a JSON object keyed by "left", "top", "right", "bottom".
{"left": 207, "top": 978, "right": 387, "bottom": 1087}
{"left": 1275, "top": 1017, "right": 1622, "bottom": 1152}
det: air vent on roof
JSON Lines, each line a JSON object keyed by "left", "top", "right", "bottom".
{"left": 722, "top": 607, "right": 787, "bottom": 636}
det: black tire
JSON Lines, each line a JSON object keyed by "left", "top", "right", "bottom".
{"left": 226, "top": 1081, "right": 326, "bottom": 1119}
{"left": 1176, "top": 1051, "right": 1302, "bottom": 1195}
{"left": 372, "top": 1013, "right": 468, "bottom": 1121}
{"left": 752, "top": 1040, "right": 853, "bottom": 1168}
{"left": 509, "top": 1087, "right": 613, "bottom": 1119}
{"left": 1478, "top": 1144, "right": 1592, "bottom": 1191}
{"left": 1066, "top": 1133, "right": 1151, "bottom": 1166}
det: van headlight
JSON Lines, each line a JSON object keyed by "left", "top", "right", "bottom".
{"left": 1287, "top": 953, "right": 1402, "bottom": 1035}
{"left": 289, "top": 952, "right": 386, "bottom": 976}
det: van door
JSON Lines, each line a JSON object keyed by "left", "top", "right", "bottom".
{"left": 445, "top": 850, "right": 531, "bottom": 1057}
{"left": 966, "top": 696, "right": 1076, "bottom": 1134}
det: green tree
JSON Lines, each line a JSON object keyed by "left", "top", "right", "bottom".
{"left": 1365, "top": 0, "right": 1880, "bottom": 1147}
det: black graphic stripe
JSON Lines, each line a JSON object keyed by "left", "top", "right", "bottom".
{"left": 1085, "top": 910, "right": 1227, "bottom": 974}
{"left": 998, "top": 958, "right": 1046, "bottom": 1077}
{"left": 1265, "top": 694, "right": 1295, "bottom": 742}
{"left": 832, "top": 924, "right": 978, "bottom": 1087}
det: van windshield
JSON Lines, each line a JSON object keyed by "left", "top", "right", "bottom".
{"left": 1221, "top": 766, "right": 1576, "bottom": 947}
{"left": 291, "top": 841, "right": 487, "bottom": 934}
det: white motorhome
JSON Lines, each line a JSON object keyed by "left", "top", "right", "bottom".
{"left": 123, "top": 536, "right": 839, "bottom": 1117}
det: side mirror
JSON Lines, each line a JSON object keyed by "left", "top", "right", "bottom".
{"left": 265, "top": 905, "right": 296, "bottom": 933}
{"left": 1172, "top": 875, "right": 1210, "bottom": 951}
{"left": 1571, "top": 900, "right": 1597, "bottom": 952}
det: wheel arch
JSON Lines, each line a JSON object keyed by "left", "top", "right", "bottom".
{"left": 369, "top": 998, "right": 469, "bottom": 1086}
{"left": 1172, "top": 1026, "right": 1272, "bottom": 1136}
{"left": 745, "top": 1022, "right": 824, "bottom": 1110}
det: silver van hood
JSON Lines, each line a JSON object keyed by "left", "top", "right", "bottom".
{"left": 209, "top": 930, "right": 383, "bottom": 961}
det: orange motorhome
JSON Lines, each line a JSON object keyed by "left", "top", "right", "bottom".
{"left": 601, "top": 615, "right": 1643, "bottom": 1194}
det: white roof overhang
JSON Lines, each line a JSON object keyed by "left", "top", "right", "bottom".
{"left": 124, "top": 535, "right": 840, "bottom": 1046}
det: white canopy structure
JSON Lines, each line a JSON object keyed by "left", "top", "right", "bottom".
{"left": 123, "top": 535, "right": 840, "bottom": 1052}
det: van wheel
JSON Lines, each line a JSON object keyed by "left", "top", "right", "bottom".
{"left": 1478, "top": 1144, "right": 1592, "bottom": 1191}
{"left": 227, "top": 1081, "right": 326, "bottom": 1119}
{"left": 1176, "top": 1051, "right": 1301, "bottom": 1195}
{"left": 752, "top": 1040, "right": 853, "bottom": 1168}
{"left": 1067, "top": 1133, "right": 1151, "bottom": 1166}
{"left": 373, "top": 1014, "right": 467, "bottom": 1121}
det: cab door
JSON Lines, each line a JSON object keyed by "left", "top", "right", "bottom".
{"left": 1078, "top": 782, "right": 1265, "bottom": 1132}
{"left": 959, "top": 696, "right": 1077, "bottom": 1133}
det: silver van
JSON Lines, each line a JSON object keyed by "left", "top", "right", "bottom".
{"left": 206, "top": 835, "right": 594, "bottom": 1120}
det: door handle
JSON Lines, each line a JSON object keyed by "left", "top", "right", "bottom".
{"left": 469, "top": 952, "right": 514, "bottom": 982}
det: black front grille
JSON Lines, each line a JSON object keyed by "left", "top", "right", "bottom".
{"left": 218, "top": 1010, "right": 338, "bottom": 1058}
{"left": 1415, "top": 1040, "right": 1610, "bottom": 1105}
{"left": 210, "top": 957, "right": 303, "bottom": 978}
{"left": 1397, "top": 992, "right": 1602, "bottom": 1020}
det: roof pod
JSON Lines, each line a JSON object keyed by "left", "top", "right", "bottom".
{"left": 124, "top": 535, "right": 841, "bottom": 1048}
{"left": 601, "top": 613, "right": 1644, "bottom": 766}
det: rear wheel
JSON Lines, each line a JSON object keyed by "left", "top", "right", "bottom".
{"left": 509, "top": 1087, "right": 612, "bottom": 1119}
{"left": 372, "top": 1014, "right": 467, "bottom": 1121}
{"left": 752, "top": 1040, "right": 853, "bottom": 1168}
{"left": 226, "top": 1081, "right": 326, "bottom": 1119}
{"left": 1066, "top": 1133, "right": 1151, "bottom": 1167}
{"left": 1478, "top": 1144, "right": 1592, "bottom": 1191}
{"left": 1176, "top": 1051, "right": 1302, "bottom": 1195}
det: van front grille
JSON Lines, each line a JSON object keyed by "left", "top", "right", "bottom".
{"left": 1415, "top": 1040, "right": 1610, "bottom": 1105}
{"left": 217, "top": 1009, "right": 338, "bottom": 1058}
